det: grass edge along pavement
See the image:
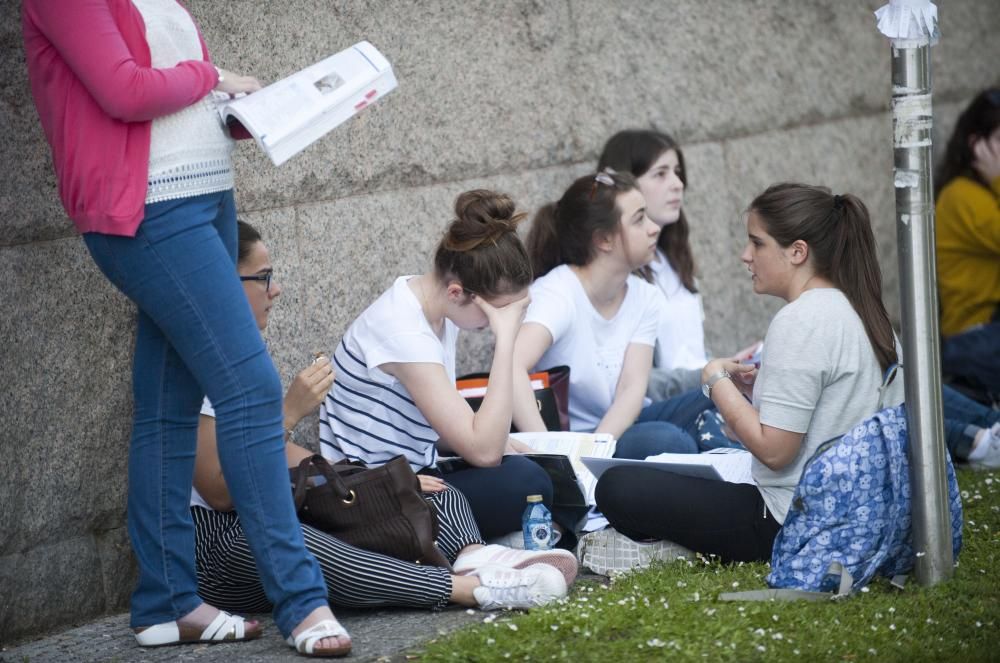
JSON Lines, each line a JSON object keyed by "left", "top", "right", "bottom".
{"left": 415, "top": 468, "right": 1000, "bottom": 662}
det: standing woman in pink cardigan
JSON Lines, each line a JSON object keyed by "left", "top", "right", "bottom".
{"left": 22, "top": 0, "right": 348, "bottom": 657}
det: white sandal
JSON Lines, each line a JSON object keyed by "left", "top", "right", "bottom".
{"left": 135, "top": 610, "right": 262, "bottom": 647}
{"left": 286, "top": 618, "right": 352, "bottom": 658}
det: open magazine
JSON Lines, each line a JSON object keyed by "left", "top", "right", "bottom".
{"left": 217, "top": 41, "right": 397, "bottom": 166}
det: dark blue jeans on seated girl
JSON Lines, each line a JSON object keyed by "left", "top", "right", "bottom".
{"left": 83, "top": 191, "right": 326, "bottom": 636}
{"left": 615, "top": 388, "right": 738, "bottom": 459}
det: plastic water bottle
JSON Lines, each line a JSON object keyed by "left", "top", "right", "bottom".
{"left": 522, "top": 494, "right": 553, "bottom": 550}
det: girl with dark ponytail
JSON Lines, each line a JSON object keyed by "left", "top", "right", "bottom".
{"left": 513, "top": 172, "right": 725, "bottom": 459}
{"left": 319, "top": 189, "right": 578, "bottom": 588}
{"left": 592, "top": 183, "right": 907, "bottom": 566}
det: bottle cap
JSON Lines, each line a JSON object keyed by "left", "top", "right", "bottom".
{"left": 526, "top": 494, "right": 543, "bottom": 503}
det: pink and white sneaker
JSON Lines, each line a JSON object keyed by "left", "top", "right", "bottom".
{"left": 453, "top": 544, "right": 578, "bottom": 585}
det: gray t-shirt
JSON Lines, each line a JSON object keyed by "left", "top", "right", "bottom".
{"left": 752, "top": 289, "right": 904, "bottom": 523}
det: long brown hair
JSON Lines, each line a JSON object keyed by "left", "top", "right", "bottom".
{"left": 598, "top": 129, "right": 697, "bottom": 292}
{"left": 433, "top": 189, "right": 532, "bottom": 298}
{"left": 749, "top": 183, "right": 898, "bottom": 371}
{"left": 526, "top": 171, "right": 638, "bottom": 278}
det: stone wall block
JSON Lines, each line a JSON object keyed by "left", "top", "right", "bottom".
{"left": 0, "top": 536, "right": 108, "bottom": 645}
{"left": 0, "top": 239, "right": 133, "bottom": 556}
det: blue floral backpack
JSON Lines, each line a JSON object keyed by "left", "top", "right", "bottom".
{"left": 723, "top": 368, "right": 963, "bottom": 601}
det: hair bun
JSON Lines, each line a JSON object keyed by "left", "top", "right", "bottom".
{"left": 444, "top": 189, "right": 526, "bottom": 252}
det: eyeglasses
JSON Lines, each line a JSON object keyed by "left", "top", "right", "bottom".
{"left": 589, "top": 169, "right": 616, "bottom": 200}
{"left": 240, "top": 271, "right": 273, "bottom": 293}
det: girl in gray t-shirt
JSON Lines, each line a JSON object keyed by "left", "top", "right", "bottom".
{"left": 594, "top": 183, "right": 904, "bottom": 563}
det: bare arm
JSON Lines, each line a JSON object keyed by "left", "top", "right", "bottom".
{"left": 193, "top": 359, "right": 334, "bottom": 511}
{"left": 511, "top": 323, "right": 554, "bottom": 433}
{"left": 702, "top": 358, "right": 804, "bottom": 470}
{"left": 385, "top": 293, "right": 530, "bottom": 467}
{"left": 594, "top": 343, "right": 654, "bottom": 440}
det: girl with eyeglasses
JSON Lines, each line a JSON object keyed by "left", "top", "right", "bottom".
{"left": 190, "top": 221, "right": 572, "bottom": 632}
{"left": 935, "top": 88, "right": 1000, "bottom": 402}
{"left": 319, "top": 190, "right": 579, "bottom": 579}
{"left": 512, "top": 172, "right": 721, "bottom": 461}
{"left": 22, "top": 1, "right": 342, "bottom": 655}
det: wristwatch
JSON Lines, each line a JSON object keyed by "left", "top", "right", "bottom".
{"left": 702, "top": 369, "right": 732, "bottom": 399}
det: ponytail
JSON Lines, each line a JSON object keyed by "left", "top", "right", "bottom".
{"left": 526, "top": 171, "right": 639, "bottom": 278}
{"left": 433, "top": 189, "right": 532, "bottom": 297}
{"left": 749, "top": 183, "right": 898, "bottom": 372}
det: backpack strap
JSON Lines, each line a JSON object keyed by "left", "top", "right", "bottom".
{"left": 876, "top": 363, "right": 900, "bottom": 410}
{"left": 719, "top": 562, "right": 854, "bottom": 602}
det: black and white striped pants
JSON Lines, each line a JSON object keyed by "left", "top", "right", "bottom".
{"left": 192, "top": 485, "right": 484, "bottom": 612}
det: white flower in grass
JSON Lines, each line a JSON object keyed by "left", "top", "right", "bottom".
{"left": 731, "top": 581, "right": 740, "bottom": 588}
{"left": 550, "top": 625, "right": 558, "bottom": 631}
{"left": 647, "top": 638, "right": 666, "bottom": 648}
{"left": 868, "top": 648, "right": 877, "bottom": 655}
{"left": 754, "top": 628, "right": 766, "bottom": 637}
{"left": 508, "top": 624, "right": 518, "bottom": 631}
{"left": 487, "top": 638, "right": 496, "bottom": 645}
{"left": 772, "top": 614, "right": 779, "bottom": 622}
{"left": 772, "top": 633, "right": 784, "bottom": 640}
{"left": 757, "top": 645, "right": 767, "bottom": 653}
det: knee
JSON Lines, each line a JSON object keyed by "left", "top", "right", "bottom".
{"left": 501, "top": 456, "right": 553, "bottom": 502}
{"left": 594, "top": 467, "right": 632, "bottom": 517}
{"left": 616, "top": 424, "right": 697, "bottom": 459}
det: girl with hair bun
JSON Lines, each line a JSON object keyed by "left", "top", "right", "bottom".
{"left": 513, "top": 172, "right": 721, "bottom": 460}
{"left": 592, "top": 183, "right": 907, "bottom": 567}
{"left": 319, "top": 190, "right": 579, "bottom": 579}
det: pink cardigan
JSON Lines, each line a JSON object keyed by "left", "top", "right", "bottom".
{"left": 23, "top": 0, "right": 220, "bottom": 237}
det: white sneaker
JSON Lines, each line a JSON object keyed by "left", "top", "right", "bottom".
{"left": 487, "top": 528, "right": 562, "bottom": 550}
{"left": 970, "top": 423, "right": 1000, "bottom": 470}
{"left": 454, "top": 544, "right": 578, "bottom": 585}
{"left": 576, "top": 528, "right": 693, "bottom": 576}
{"left": 472, "top": 564, "right": 567, "bottom": 610}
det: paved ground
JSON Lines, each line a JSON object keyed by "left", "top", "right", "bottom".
{"left": 2, "top": 607, "right": 485, "bottom": 662}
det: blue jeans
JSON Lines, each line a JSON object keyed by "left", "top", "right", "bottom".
{"left": 943, "top": 384, "right": 1000, "bottom": 460}
{"left": 942, "top": 322, "right": 1000, "bottom": 395}
{"left": 615, "top": 389, "right": 732, "bottom": 458}
{"left": 83, "top": 191, "right": 326, "bottom": 636}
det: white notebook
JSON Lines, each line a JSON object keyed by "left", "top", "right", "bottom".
{"left": 581, "top": 449, "right": 754, "bottom": 485}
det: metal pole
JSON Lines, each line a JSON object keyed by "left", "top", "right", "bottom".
{"left": 881, "top": 1, "right": 953, "bottom": 586}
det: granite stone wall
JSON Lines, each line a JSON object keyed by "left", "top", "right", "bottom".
{"left": 2, "top": 0, "right": 997, "bottom": 643}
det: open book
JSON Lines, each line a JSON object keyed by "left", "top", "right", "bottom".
{"left": 217, "top": 41, "right": 397, "bottom": 166}
{"left": 582, "top": 449, "right": 755, "bottom": 485}
{"left": 511, "top": 432, "right": 617, "bottom": 507}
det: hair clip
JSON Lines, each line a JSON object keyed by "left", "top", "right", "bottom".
{"left": 590, "top": 168, "right": 617, "bottom": 199}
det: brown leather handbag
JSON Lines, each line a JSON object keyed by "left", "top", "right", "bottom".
{"left": 290, "top": 454, "right": 451, "bottom": 568}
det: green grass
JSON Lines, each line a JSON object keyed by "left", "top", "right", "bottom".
{"left": 416, "top": 469, "right": 1000, "bottom": 662}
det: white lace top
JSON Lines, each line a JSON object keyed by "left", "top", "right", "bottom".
{"left": 133, "top": 0, "right": 234, "bottom": 203}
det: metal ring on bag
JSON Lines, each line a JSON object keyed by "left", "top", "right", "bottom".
{"left": 536, "top": 399, "right": 542, "bottom": 412}
{"left": 341, "top": 489, "right": 357, "bottom": 505}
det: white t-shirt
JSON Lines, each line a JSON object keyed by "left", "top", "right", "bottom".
{"left": 524, "top": 265, "right": 665, "bottom": 432}
{"left": 649, "top": 250, "right": 707, "bottom": 370}
{"left": 319, "top": 276, "right": 458, "bottom": 471}
{"left": 751, "top": 289, "right": 905, "bottom": 523}
{"left": 190, "top": 397, "right": 218, "bottom": 510}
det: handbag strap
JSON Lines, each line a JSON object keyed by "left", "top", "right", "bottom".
{"left": 291, "top": 455, "right": 355, "bottom": 508}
